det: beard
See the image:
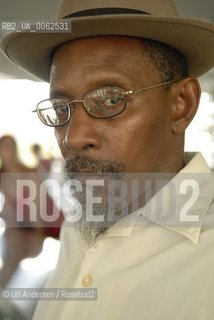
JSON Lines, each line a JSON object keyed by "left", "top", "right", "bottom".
{"left": 63, "top": 154, "right": 125, "bottom": 247}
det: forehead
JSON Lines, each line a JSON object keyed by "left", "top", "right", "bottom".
{"left": 53, "top": 36, "right": 143, "bottom": 60}
{"left": 50, "top": 36, "right": 159, "bottom": 85}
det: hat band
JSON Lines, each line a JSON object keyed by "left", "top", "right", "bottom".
{"left": 64, "top": 7, "right": 150, "bottom": 18}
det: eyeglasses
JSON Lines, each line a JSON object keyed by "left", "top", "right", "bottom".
{"left": 33, "top": 80, "right": 176, "bottom": 127}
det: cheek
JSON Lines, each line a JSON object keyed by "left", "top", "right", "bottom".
{"left": 103, "top": 102, "right": 171, "bottom": 167}
{"left": 102, "top": 117, "right": 147, "bottom": 161}
{"left": 130, "top": 96, "right": 172, "bottom": 148}
{"left": 54, "top": 128, "right": 65, "bottom": 156}
{"left": 54, "top": 129, "right": 60, "bottom": 144}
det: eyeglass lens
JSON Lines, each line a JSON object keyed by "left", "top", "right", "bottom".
{"left": 37, "top": 87, "right": 126, "bottom": 126}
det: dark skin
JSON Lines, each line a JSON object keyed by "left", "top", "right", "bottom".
{"left": 50, "top": 36, "right": 201, "bottom": 173}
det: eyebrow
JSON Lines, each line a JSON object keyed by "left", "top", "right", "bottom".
{"left": 49, "top": 89, "right": 69, "bottom": 99}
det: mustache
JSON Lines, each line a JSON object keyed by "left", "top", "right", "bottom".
{"left": 63, "top": 154, "right": 125, "bottom": 177}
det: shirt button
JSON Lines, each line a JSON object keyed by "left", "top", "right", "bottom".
{"left": 82, "top": 274, "right": 93, "bottom": 287}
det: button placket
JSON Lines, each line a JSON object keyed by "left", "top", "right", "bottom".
{"left": 77, "top": 245, "right": 98, "bottom": 288}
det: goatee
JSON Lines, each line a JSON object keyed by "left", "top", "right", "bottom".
{"left": 64, "top": 154, "right": 125, "bottom": 247}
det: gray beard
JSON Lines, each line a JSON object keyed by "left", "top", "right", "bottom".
{"left": 64, "top": 154, "right": 125, "bottom": 247}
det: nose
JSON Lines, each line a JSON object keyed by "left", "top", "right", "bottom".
{"left": 63, "top": 103, "right": 102, "bottom": 152}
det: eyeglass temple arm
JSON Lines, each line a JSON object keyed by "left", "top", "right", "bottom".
{"left": 124, "top": 80, "right": 177, "bottom": 96}
{"left": 32, "top": 105, "right": 58, "bottom": 112}
{"left": 32, "top": 80, "right": 177, "bottom": 112}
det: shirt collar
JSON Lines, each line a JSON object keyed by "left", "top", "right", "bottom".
{"left": 106, "top": 153, "right": 214, "bottom": 244}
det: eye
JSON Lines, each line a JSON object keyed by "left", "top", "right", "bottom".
{"left": 52, "top": 100, "right": 70, "bottom": 123}
{"left": 104, "top": 96, "right": 123, "bottom": 107}
{"left": 90, "top": 87, "right": 124, "bottom": 108}
{"left": 52, "top": 99, "right": 68, "bottom": 113}
{"left": 54, "top": 104, "right": 68, "bottom": 114}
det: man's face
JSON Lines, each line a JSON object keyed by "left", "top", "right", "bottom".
{"left": 51, "top": 36, "right": 175, "bottom": 173}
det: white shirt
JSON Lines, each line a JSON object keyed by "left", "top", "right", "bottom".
{"left": 33, "top": 153, "right": 214, "bottom": 320}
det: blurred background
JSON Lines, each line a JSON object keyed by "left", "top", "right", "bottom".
{"left": 0, "top": 0, "right": 213, "bottom": 319}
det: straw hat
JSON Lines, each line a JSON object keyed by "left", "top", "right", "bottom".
{"left": 1, "top": 0, "right": 214, "bottom": 81}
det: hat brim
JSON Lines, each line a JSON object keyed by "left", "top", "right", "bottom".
{"left": 1, "top": 14, "right": 214, "bottom": 81}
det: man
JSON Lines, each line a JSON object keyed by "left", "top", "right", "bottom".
{"left": 1, "top": 0, "right": 214, "bottom": 319}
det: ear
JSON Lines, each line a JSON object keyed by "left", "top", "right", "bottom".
{"left": 170, "top": 78, "right": 201, "bottom": 134}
